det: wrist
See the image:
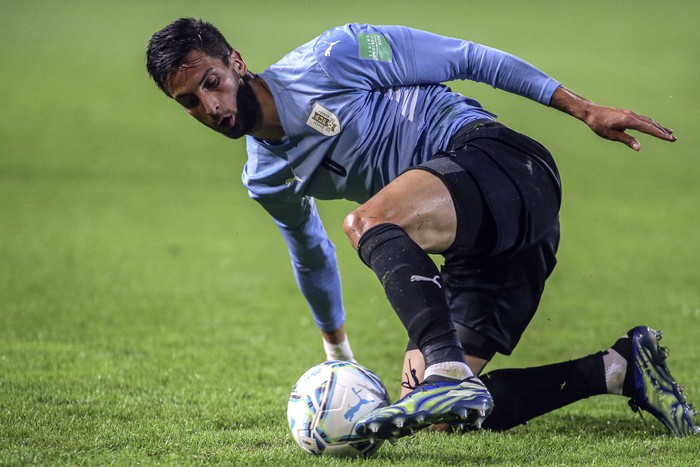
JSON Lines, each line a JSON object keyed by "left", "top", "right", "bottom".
{"left": 551, "top": 86, "right": 593, "bottom": 121}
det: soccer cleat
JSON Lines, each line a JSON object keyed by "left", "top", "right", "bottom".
{"left": 627, "top": 325, "right": 698, "bottom": 436}
{"left": 354, "top": 376, "right": 493, "bottom": 440}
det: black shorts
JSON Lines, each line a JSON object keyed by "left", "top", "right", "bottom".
{"left": 409, "top": 120, "right": 562, "bottom": 358}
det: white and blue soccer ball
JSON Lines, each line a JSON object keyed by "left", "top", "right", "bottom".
{"left": 287, "top": 360, "right": 390, "bottom": 457}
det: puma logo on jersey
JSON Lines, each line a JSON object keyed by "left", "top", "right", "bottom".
{"left": 410, "top": 274, "right": 442, "bottom": 288}
{"left": 323, "top": 40, "right": 340, "bottom": 56}
{"left": 284, "top": 168, "right": 304, "bottom": 186}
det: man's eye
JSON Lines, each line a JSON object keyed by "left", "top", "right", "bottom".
{"left": 206, "top": 77, "right": 219, "bottom": 89}
{"left": 181, "top": 97, "right": 198, "bottom": 109}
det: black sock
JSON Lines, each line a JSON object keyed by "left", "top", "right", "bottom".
{"left": 480, "top": 352, "right": 608, "bottom": 430}
{"left": 357, "top": 223, "right": 464, "bottom": 367}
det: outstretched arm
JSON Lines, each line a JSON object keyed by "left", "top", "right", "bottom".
{"left": 550, "top": 86, "right": 676, "bottom": 151}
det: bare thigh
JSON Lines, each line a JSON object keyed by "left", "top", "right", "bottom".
{"left": 344, "top": 169, "right": 457, "bottom": 253}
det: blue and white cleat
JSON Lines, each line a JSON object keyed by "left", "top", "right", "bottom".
{"left": 627, "top": 325, "right": 698, "bottom": 436}
{"left": 354, "top": 376, "right": 493, "bottom": 442}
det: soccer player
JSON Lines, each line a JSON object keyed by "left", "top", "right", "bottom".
{"left": 146, "top": 19, "right": 697, "bottom": 439}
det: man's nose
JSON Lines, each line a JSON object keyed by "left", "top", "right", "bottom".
{"left": 201, "top": 94, "right": 220, "bottom": 117}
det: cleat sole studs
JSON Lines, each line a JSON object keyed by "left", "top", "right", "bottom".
{"left": 455, "top": 407, "right": 469, "bottom": 420}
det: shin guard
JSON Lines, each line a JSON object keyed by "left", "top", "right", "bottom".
{"left": 357, "top": 223, "right": 464, "bottom": 367}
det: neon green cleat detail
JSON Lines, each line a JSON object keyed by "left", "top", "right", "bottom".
{"left": 355, "top": 376, "right": 493, "bottom": 440}
{"left": 628, "top": 326, "right": 698, "bottom": 436}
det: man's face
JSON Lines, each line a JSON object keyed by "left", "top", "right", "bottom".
{"left": 166, "top": 50, "right": 258, "bottom": 139}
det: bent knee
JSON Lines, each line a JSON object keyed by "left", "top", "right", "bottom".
{"left": 343, "top": 204, "right": 400, "bottom": 250}
{"left": 343, "top": 210, "right": 374, "bottom": 250}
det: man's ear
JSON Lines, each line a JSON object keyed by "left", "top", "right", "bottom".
{"left": 229, "top": 49, "right": 247, "bottom": 77}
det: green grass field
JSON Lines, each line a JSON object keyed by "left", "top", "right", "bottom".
{"left": 1, "top": 0, "right": 699, "bottom": 464}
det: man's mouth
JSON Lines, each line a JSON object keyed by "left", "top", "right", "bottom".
{"left": 216, "top": 114, "right": 244, "bottom": 139}
{"left": 219, "top": 115, "right": 234, "bottom": 131}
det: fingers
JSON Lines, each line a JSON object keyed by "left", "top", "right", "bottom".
{"left": 629, "top": 112, "right": 676, "bottom": 142}
{"left": 628, "top": 136, "right": 641, "bottom": 152}
{"left": 589, "top": 106, "right": 677, "bottom": 150}
{"left": 604, "top": 128, "right": 641, "bottom": 151}
{"left": 620, "top": 113, "right": 675, "bottom": 151}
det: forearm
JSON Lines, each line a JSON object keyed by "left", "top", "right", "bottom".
{"left": 291, "top": 250, "right": 346, "bottom": 332}
{"left": 269, "top": 199, "right": 346, "bottom": 333}
{"left": 549, "top": 85, "right": 594, "bottom": 121}
{"left": 288, "top": 235, "right": 354, "bottom": 358}
{"left": 460, "top": 42, "right": 561, "bottom": 105}
{"left": 252, "top": 193, "right": 347, "bottom": 332}
{"left": 279, "top": 218, "right": 353, "bottom": 360}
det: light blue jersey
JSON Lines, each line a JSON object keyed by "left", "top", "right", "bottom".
{"left": 242, "top": 24, "right": 560, "bottom": 332}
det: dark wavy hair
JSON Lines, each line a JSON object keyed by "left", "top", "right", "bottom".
{"left": 146, "top": 18, "right": 233, "bottom": 95}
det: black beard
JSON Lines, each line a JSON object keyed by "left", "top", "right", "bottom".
{"left": 227, "top": 79, "right": 261, "bottom": 139}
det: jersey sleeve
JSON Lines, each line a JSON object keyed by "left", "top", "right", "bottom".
{"left": 247, "top": 190, "right": 346, "bottom": 333}
{"left": 317, "top": 24, "right": 560, "bottom": 105}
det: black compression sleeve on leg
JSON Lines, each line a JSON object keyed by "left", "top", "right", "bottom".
{"left": 480, "top": 352, "right": 607, "bottom": 430}
{"left": 454, "top": 322, "right": 498, "bottom": 361}
{"left": 357, "top": 223, "right": 464, "bottom": 367}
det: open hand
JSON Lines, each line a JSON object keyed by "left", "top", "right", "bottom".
{"left": 583, "top": 104, "right": 676, "bottom": 151}
{"left": 550, "top": 86, "right": 677, "bottom": 151}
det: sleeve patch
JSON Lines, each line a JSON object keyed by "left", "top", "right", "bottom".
{"left": 357, "top": 33, "right": 392, "bottom": 62}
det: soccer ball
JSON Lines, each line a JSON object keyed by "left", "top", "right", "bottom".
{"left": 287, "top": 360, "right": 391, "bottom": 457}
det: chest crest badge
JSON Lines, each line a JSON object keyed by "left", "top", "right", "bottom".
{"left": 305, "top": 102, "right": 341, "bottom": 137}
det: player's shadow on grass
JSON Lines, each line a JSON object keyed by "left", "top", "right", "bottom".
{"left": 377, "top": 415, "right": 671, "bottom": 465}
{"left": 525, "top": 412, "right": 669, "bottom": 439}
